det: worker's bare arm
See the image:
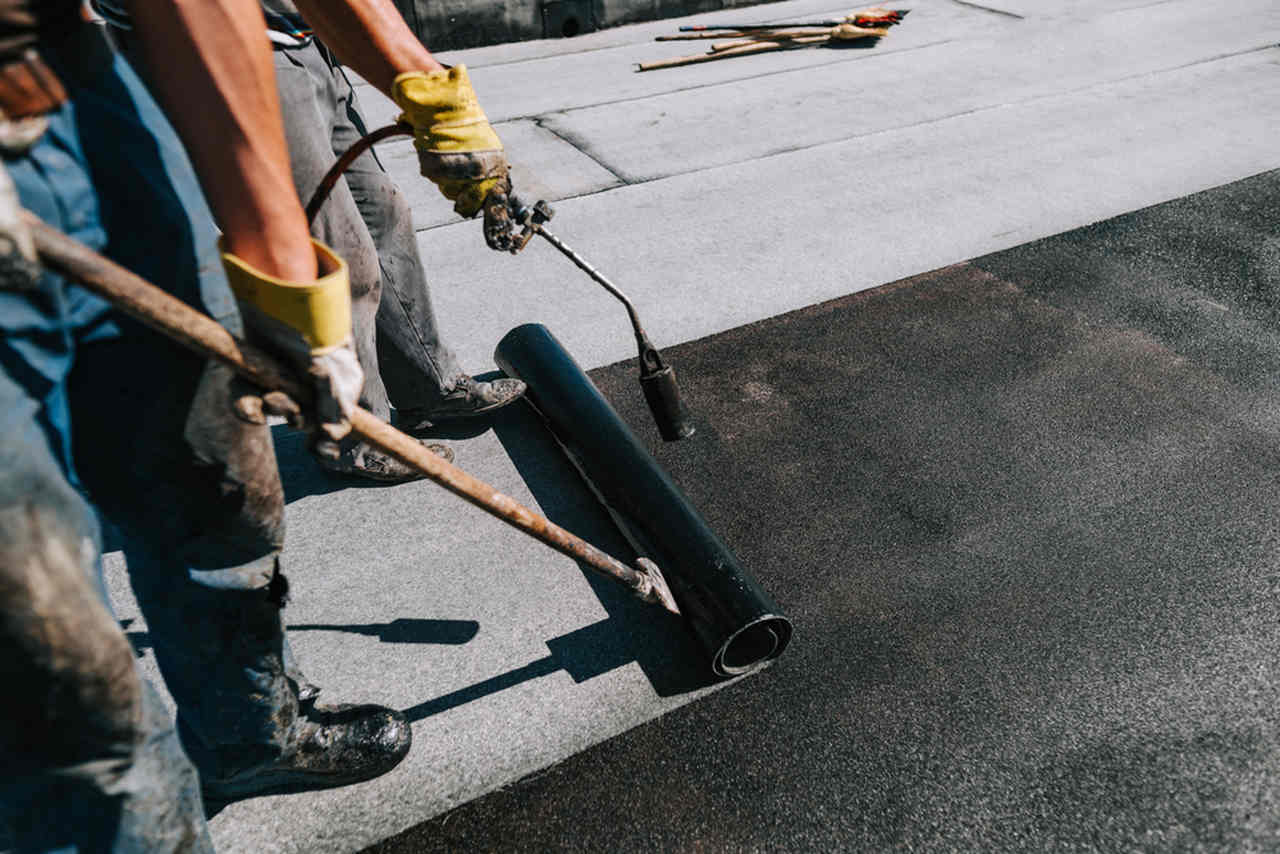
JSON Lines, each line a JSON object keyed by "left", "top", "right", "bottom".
{"left": 290, "top": 0, "right": 445, "bottom": 92}
{"left": 126, "top": 0, "right": 316, "bottom": 281}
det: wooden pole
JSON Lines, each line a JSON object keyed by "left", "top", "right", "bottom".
{"left": 656, "top": 29, "right": 827, "bottom": 40}
{"left": 637, "top": 37, "right": 827, "bottom": 72}
{"left": 25, "top": 212, "right": 679, "bottom": 616}
{"left": 710, "top": 33, "right": 830, "bottom": 52}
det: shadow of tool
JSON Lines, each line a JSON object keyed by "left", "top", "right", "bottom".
{"left": 403, "top": 614, "right": 702, "bottom": 722}
{"left": 289, "top": 618, "right": 479, "bottom": 645}
{"left": 397, "top": 400, "right": 717, "bottom": 723}
{"left": 120, "top": 617, "right": 480, "bottom": 654}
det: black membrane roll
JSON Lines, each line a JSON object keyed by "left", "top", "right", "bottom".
{"left": 495, "top": 324, "right": 792, "bottom": 676}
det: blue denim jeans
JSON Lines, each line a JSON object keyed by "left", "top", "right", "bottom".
{"left": 0, "top": 26, "right": 299, "bottom": 853}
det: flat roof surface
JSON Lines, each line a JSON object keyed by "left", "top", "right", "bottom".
{"left": 370, "top": 167, "right": 1280, "bottom": 851}
{"left": 100, "top": 0, "right": 1280, "bottom": 849}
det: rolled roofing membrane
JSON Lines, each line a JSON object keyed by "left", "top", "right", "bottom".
{"left": 496, "top": 323, "right": 792, "bottom": 676}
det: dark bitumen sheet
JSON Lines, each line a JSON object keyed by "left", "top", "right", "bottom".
{"left": 365, "top": 170, "right": 1280, "bottom": 852}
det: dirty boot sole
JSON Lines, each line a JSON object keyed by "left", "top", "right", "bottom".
{"left": 397, "top": 377, "right": 527, "bottom": 430}
{"left": 319, "top": 439, "right": 454, "bottom": 483}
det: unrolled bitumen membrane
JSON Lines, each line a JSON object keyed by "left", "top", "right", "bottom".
{"left": 369, "top": 169, "right": 1280, "bottom": 854}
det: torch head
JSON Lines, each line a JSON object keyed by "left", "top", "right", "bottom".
{"left": 640, "top": 362, "right": 695, "bottom": 441}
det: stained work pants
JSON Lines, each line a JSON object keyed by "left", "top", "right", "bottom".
{"left": 0, "top": 27, "right": 299, "bottom": 852}
{"left": 273, "top": 39, "right": 465, "bottom": 421}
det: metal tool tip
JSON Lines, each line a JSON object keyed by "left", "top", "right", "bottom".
{"left": 636, "top": 557, "right": 681, "bottom": 615}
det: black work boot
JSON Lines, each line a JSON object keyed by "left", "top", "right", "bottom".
{"left": 185, "top": 606, "right": 412, "bottom": 807}
{"left": 396, "top": 376, "right": 526, "bottom": 430}
{"left": 318, "top": 437, "right": 454, "bottom": 483}
{"left": 183, "top": 702, "right": 412, "bottom": 806}
{"left": 136, "top": 557, "right": 411, "bottom": 809}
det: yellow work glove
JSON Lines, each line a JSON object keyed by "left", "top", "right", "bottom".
{"left": 220, "top": 239, "right": 364, "bottom": 444}
{"left": 391, "top": 65, "right": 508, "bottom": 218}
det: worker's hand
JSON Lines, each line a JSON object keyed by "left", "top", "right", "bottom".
{"left": 481, "top": 174, "right": 520, "bottom": 252}
{"left": 390, "top": 65, "right": 508, "bottom": 218}
{"left": 0, "top": 163, "right": 40, "bottom": 291}
{"left": 220, "top": 239, "right": 363, "bottom": 445}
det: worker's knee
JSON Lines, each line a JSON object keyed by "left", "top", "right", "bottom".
{"left": 315, "top": 199, "right": 381, "bottom": 304}
{"left": 384, "top": 183, "right": 414, "bottom": 229}
{"left": 361, "top": 178, "right": 417, "bottom": 252}
{"left": 344, "top": 230, "right": 382, "bottom": 305}
{"left": 0, "top": 496, "right": 142, "bottom": 779}
{"left": 180, "top": 362, "right": 286, "bottom": 567}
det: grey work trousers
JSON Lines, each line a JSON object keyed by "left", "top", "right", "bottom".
{"left": 273, "top": 40, "right": 465, "bottom": 422}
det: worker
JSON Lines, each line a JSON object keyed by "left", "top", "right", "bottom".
{"left": 0, "top": 0, "right": 513, "bottom": 844}
{"left": 96, "top": 0, "right": 529, "bottom": 482}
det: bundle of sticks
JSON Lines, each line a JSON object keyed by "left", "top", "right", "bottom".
{"left": 638, "top": 7, "right": 907, "bottom": 71}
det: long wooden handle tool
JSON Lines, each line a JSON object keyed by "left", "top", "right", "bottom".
{"left": 25, "top": 212, "right": 680, "bottom": 616}
{"left": 710, "top": 33, "right": 830, "bottom": 52}
{"left": 637, "top": 38, "right": 819, "bottom": 71}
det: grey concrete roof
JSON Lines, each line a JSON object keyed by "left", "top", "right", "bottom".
{"left": 102, "top": 0, "right": 1280, "bottom": 850}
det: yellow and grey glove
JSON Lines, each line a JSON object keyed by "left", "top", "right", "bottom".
{"left": 220, "top": 239, "right": 363, "bottom": 443}
{"left": 391, "top": 65, "right": 508, "bottom": 218}
{"left": 0, "top": 162, "right": 40, "bottom": 291}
